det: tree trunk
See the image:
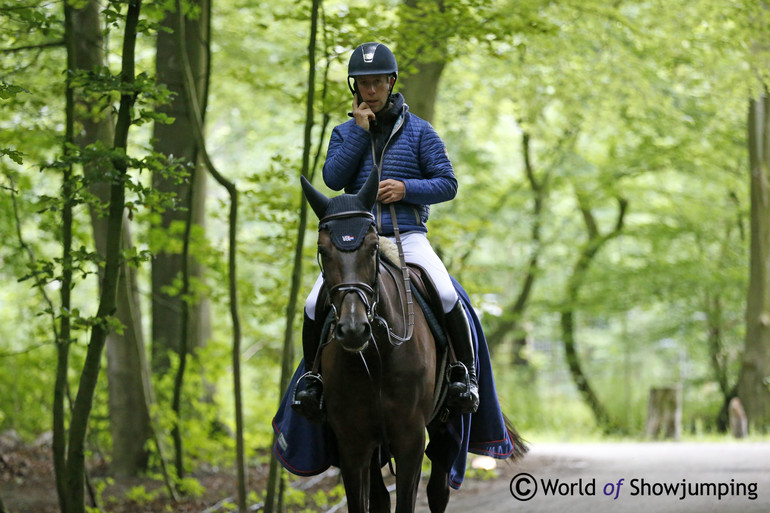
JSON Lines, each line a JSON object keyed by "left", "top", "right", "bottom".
{"left": 155, "top": 0, "right": 213, "bottom": 483}
{"left": 644, "top": 386, "right": 682, "bottom": 440}
{"left": 151, "top": 0, "right": 211, "bottom": 374}
{"left": 561, "top": 309, "right": 613, "bottom": 430}
{"left": 64, "top": 2, "right": 142, "bottom": 511}
{"left": 485, "top": 132, "right": 548, "bottom": 367}
{"left": 737, "top": 93, "right": 770, "bottom": 432}
{"left": 397, "top": 0, "right": 447, "bottom": 124}
{"left": 729, "top": 396, "right": 749, "bottom": 438}
{"left": 57, "top": 5, "right": 77, "bottom": 510}
{"left": 58, "top": 0, "right": 152, "bottom": 482}
{"left": 68, "top": 0, "right": 152, "bottom": 477}
{"left": 264, "top": 2, "right": 322, "bottom": 511}
{"left": 706, "top": 293, "right": 739, "bottom": 432}
{"left": 168, "top": 0, "right": 245, "bottom": 505}
{"left": 398, "top": 59, "right": 445, "bottom": 123}
{"left": 560, "top": 195, "right": 627, "bottom": 434}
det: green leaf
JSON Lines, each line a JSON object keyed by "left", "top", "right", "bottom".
{"left": 0, "top": 82, "right": 29, "bottom": 100}
{"left": 1, "top": 148, "right": 24, "bottom": 165}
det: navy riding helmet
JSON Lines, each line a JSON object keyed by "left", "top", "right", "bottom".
{"left": 347, "top": 42, "right": 398, "bottom": 97}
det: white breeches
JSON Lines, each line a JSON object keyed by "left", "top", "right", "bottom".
{"left": 305, "top": 231, "right": 458, "bottom": 320}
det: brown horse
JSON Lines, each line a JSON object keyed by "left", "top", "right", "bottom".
{"left": 301, "top": 171, "right": 522, "bottom": 512}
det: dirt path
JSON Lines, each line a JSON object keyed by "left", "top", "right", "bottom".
{"left": 4, "top": 440, "right": 769, "bottom": 512}
{"left": 415, "top": 442, "right": 770, "bottom": 513}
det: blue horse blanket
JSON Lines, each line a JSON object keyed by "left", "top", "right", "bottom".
{"left": 272, "top": 277, "right": 515, "bottom": 489}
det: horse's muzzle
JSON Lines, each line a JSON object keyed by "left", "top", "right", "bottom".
{"left": 334, "top": 318, "right": 372, "bottom": 352}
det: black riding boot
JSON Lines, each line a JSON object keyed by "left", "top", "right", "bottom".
{"left": 445, "top": 300, "right": 480, "bottom": 414}
{"left": 291, "top": 311, "right": 326, "bottom": 423}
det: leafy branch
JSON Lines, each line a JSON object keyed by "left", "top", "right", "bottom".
{"left": 0, "top": 40, "right": 65, "bottom": 53}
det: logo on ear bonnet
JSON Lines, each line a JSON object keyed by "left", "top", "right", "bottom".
{"left": 321, "top": 215, "right": 373, "bottom": 251}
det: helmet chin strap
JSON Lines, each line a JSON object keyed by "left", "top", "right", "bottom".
{"left": 387, "top": 76, "right": 397, "bottom": 102}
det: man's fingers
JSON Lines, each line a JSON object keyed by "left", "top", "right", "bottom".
{"left": 353, "top": 99, "right": 376, "bottom": 129}
{"left": 359, "top": 102, "right": 374, "bottom": 117}
{"left": 377, "top": 180, "right": 405, "bottom": 204}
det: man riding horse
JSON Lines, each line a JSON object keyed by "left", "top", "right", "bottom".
{"left": 293, "top": 42, "right": 479, "bottom": 422}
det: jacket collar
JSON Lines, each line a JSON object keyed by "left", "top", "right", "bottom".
{"left": 376, "top": 93, "right": 406, "bottom": 125}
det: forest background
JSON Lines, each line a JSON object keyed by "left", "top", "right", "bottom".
{"left": 2, "top": 0, "right": 770, "bottom": 512}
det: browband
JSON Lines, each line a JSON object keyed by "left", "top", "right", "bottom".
{"left": 320, "top": 210, "right": 375, "bottom": 224}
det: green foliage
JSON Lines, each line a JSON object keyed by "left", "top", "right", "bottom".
{"left": 125, "top": 484, "right": 163, "bottom": 505}
{"left": 177, "top": 476, "right": 205, "bottom": 498}
{"left": 0, "top": 3, "right": 768, "bottom": 501}
{"left": 428, "top": 0, "right": 757, "bottom": 436}
{"left": 90, "top": 477, "right": 115, "bottom": 507}
{"left": 0, "top": 82, "right": 29, "bottom": 100}
{"left": 0, "top": 148, "right": 23, "bottom": 164}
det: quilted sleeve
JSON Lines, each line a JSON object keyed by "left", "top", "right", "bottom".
{"left": 401, "top": 122, "right": 457, "bottom": 205}
{"left": 322, "top": 122, "right": 371, "bottom": 191}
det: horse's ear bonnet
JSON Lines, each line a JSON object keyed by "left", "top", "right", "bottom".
{"left": 301, "top": 175, "right": 330, "bottom": 219}
{"left": 301, "top": 171, "right": 379, "bottom": 251}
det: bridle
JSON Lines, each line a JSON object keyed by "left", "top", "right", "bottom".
{"left": 317, "top": 209, "right": 414, "bottom": 346}
{"left": 318, "top": 210, "right": 380, "bottom": 327}
{"left": 328, "top": 281, "right": 378, "bottom": 325}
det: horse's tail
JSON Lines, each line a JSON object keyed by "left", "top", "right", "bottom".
{"left": 503, "top": 413, "right": 529, "bottom": 461}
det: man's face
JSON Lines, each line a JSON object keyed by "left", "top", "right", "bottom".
{"left": 355, "top": 74, "right": 394, "bottom": 113}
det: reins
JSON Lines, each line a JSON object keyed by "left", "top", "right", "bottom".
{"left": 385, "top": 203, "right": 415, "bottom": 343}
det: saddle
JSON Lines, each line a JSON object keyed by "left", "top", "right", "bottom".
{"left": 397, "top": 261, "right": 449, "bottom": 348}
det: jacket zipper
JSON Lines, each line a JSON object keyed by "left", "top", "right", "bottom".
{"left": 372, "top": 107, "right": 406, "bottom": 232}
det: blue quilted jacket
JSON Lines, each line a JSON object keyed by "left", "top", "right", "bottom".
{"left": 322, "top": 98, "right": 457, "bottom": 235}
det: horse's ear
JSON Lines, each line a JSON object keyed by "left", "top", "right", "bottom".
{"left": 301, "top": 176, "right": 330, "bottom": 219}
{"left": 357, "top": 170, "right": 379, "bottom": 210}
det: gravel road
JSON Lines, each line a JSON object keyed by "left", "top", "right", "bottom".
{"left": 414, "top": 442, "right": 770, "bottom": 513}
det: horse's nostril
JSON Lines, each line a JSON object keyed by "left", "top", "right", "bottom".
{"left": 352, "top": 320, "right": 370, "bottom": 339}
{"left": 334, "top": 318, "right": 372, "bottom": 352}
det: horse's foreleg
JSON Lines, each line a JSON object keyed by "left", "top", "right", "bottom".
{"left": 426, "top": 461, "right": 450, "bottom": 513}
{"left": 391, "top": 429, "right": 426, "bottom": 513}
{"left": 369, "top": 450, "right": 391, "bottom": 513}
{"left": 338, "top": 445, "right": 371, "bottom": 513}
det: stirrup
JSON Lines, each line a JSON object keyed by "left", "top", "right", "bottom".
{"left": 446, "top": 362, "right": 479, "bottom": 413}
{"left": 291, "top": 371, "right": 325, "bottom": 416}
{"left": 291, "top": 372, "right": 324, "bottom": 404}
{"left": 447, "top": 362, "right": 470, "bottom": 389}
